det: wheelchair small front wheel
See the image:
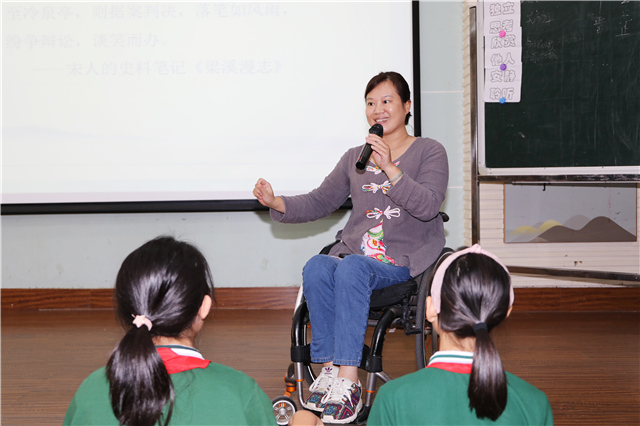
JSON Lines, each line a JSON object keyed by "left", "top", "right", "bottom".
{"left": 272, "top": 396, "right": 297, "bottom": 426}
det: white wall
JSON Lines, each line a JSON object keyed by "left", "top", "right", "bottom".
{"left": 1, "top": 210, "right": 350, "bottom": 289}
{"left": 0, "top": 1, "right": 466, "bottom": 289}
{"left": 420, "top": 1, "right": 465, "bottom": 251}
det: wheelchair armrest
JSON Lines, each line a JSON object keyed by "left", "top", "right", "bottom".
{"left": 319, "top": 240, "right": 340, "bottom": 255}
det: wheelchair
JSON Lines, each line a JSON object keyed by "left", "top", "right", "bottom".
{"left": 272, "top": 213, "right": 453, "bottom": 425}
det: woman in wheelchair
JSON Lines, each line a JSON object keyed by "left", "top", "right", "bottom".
{"left": 254, "top": 71, "right": 449, "bottom": 424}
{"left": 366, "top": 245, "right": 553, "bottom": 425}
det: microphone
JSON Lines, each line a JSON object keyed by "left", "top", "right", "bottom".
{"left": 356, "top": 123, "right": 383, "bottom": 170}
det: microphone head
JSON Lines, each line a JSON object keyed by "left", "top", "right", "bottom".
{"left": 369, "top": 123, "right": 384, "bottom": 137}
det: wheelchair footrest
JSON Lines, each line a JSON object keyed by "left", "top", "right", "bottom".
{"left": 403, "top": 320, "right": 421, "bottom": 335}
{"left": 356, "top": 405, "right": 372, "bottom": 424}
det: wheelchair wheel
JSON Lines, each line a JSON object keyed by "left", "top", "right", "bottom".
{"left": 414, "top": 248, "right": 452, "bottom": 369}
{"left": 303, "top": 363, "right": 316, "bottom": 386}
{"left": 414, "top": 271, "right": 432, "bottom": 370}
{"left": 272, "top": 396, "right": 297, "bottom": 426}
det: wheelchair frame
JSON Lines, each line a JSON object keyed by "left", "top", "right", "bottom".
{"left": 273, "top": 246, "right": 453, "bottom": 424}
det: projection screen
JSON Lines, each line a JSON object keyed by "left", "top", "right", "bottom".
{"left": 2, "top": 1, "right": 417, "bottom": 211}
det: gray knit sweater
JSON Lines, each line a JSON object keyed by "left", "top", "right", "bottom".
{"left": 270, "top": 137, "right": 449, "bottom": 277}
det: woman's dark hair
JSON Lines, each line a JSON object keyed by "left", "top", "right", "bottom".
{"left": 106, "top": 236, "right": 215, "bottom": 426}
{"left": 437, "top": 253, "right": 511, "bottom": 421}
{"left": 364, "top": 71, "right": 412, "bottom": 125}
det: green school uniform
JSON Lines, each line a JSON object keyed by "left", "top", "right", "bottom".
{"left": 63, "top": 345, "right": 276, "bottom": 426}
{"left": 368, "top": 351, "right": 553, "bottom": 425}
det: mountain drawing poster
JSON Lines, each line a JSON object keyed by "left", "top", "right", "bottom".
{"left": 505, "top": 184, "right": 637, "bottom": 244}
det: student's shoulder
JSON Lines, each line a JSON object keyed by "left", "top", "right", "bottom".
{"left": 371, "top": 368, "right": 459, "bottom": 425}
{"left": 174, "top": 362, "right": 269, "bottom": 405}
{"left": 77, "top": 366, "right": 109, "bottom": 389}
{"left": 196, "top": 362, "right": 265, "bottom": 393}
{"left": 378, "top": 366, "right": 441, "bottom": 395}
{"left": 69, "top": 367, "right": 110, "bottom": 407}
{"left": 506, "top": 371, "right": 552, "bottom": 407}
{"left": 506, "top": 372, "right": 547, "bottom": 397}
{"left": 64, "top": 367, "right": 116, "bottom": 425}
{"left": 200, "top": 362, "right": 256, "bottom": 381}
{"left": 505, "top": 372, "right": 553, "bottom": 423}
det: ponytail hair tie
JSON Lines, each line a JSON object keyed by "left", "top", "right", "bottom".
{"left": 132, "top": 314, "right": 153, "bottom": 331}
{"left": 473, "top": 322, "right": 488, "bottom": 334}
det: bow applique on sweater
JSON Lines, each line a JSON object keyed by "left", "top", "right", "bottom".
{"left": 366, "top": 206, "right": 401, "bottom": 220}
{"left": 362, "top": 181, "right": 392, "bottom": 194}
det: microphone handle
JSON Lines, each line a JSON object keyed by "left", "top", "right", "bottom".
{"left": 356, "top": 144, "right": 373, "bottom": 170}
{"left": 356, "top": 123, "right": 384, "bottom": 170}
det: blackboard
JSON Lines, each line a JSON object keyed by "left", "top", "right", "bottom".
{"left": 482, "top": 1, "right": 640, "bottom": 171}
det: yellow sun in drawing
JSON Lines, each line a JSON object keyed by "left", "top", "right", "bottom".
{"left": 510, "top": 220, "right": 562, "bottom": 236}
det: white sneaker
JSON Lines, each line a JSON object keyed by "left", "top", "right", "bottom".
{"left": 320, "top": 377, "right": 363, "bottom": 424}
{"left": 302, "top": 366, "right": 339, "bottom": 412}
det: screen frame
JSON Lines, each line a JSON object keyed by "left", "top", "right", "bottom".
{"left": 1, "top": 2, "right": 421, "bottom": 216}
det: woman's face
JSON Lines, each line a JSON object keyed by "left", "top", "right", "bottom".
{"left": 365, "top": 80, "right": 411, "bottom": 135}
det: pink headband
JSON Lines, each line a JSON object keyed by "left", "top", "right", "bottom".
{"left": 430, "top": 244, "right": 514, "bottom": 314}
{"left": 132, "top": 314, "right": 153, "bottom": 331}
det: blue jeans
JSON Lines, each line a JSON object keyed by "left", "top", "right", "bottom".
{"left": 302, "top": 254, "right": 412, "bottom": 366}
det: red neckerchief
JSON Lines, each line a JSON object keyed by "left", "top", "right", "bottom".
{"left": 156, "top": 346, "right": 211, "bottom": 374}
{"left": 428, "top": 362, "right": 472, "bottom": 374}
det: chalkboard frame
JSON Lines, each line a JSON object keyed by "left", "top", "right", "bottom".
{"left": 475, "top": 1, "right": 640, "bottom": 180}
{"left": 469, "top": 5, "right": 639, "bottom": 285}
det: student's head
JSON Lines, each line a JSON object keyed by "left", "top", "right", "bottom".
{"left": 113, "top": 235, "right": 214, "bottom": 339}
{"left": 428, "top": 244, "right": 513, "bottom": 421}
{"left": 364, "top": 71, "right": 412, "bottom": 126}
{"left": 430, "top": 244, "right": 513, "bottom": 336}
{"left": 107, "top": 236, "right": 214, "bottom": 426}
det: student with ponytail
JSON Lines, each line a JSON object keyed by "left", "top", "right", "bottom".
{"left": 367, "top": 244, "right": 553, "bottom": 425}
{"left": 63, "top": 236, "right": 276, "bottom": 426}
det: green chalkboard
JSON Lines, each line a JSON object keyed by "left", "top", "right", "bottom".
{"left": 484, "top": 1, "right": 640, "bottom": 170}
